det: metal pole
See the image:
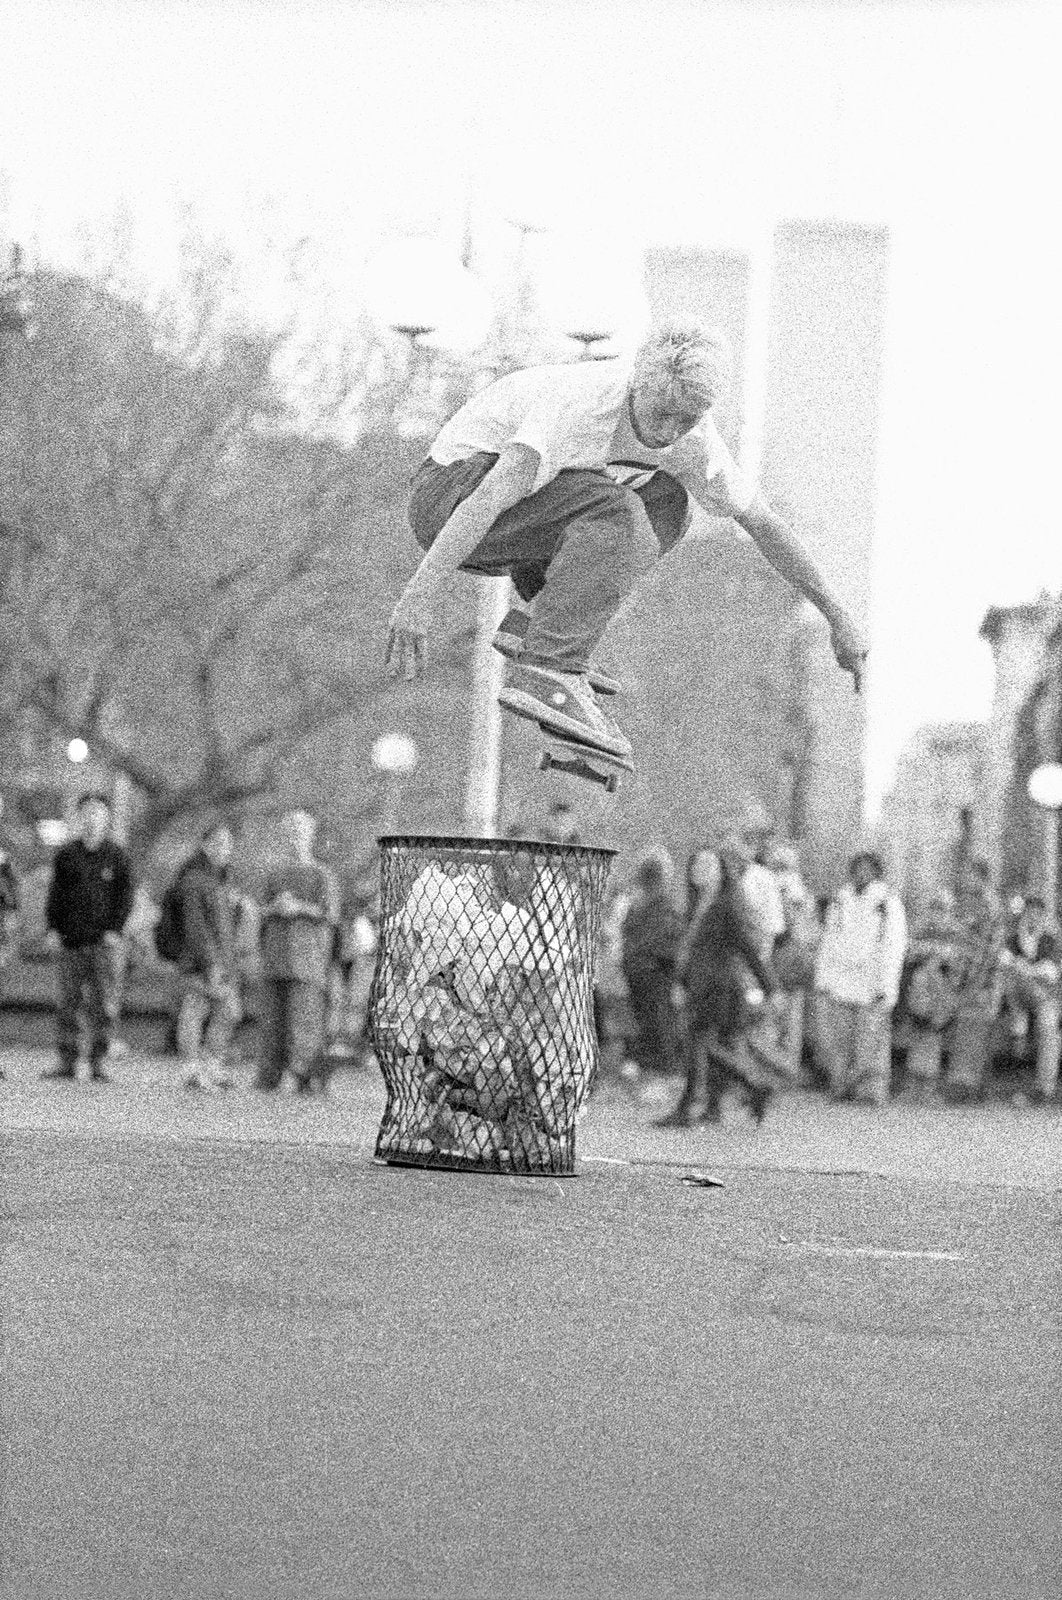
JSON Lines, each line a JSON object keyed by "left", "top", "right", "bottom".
{"left": 1044, "top": 806, "right": 1059, "bottom": 918}
{"left": 464, "top": 577, "right": 511, "bottom": 836}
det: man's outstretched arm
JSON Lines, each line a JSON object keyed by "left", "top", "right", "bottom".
{"left": 385, "top": 444, "right": 540, "bottom": 680}
{"left": 733, "top": 493, "right": 868, "bottom": 693}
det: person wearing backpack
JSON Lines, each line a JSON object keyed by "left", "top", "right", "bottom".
{"left": 168, "top": 821, "right": 241, "bottom": 1092}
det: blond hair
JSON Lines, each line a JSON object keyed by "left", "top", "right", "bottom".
{"left": 632, "top": 318, "right": 733, "bottom": 414}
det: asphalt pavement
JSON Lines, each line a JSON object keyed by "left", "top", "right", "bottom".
{"left": 2, "top": 1049, "right": 1060, "bottom": 1600}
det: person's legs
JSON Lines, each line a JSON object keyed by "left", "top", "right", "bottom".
{"left": 1033, "top": 994, "right": 1060, "bottom": 1100}
{"left": 85, "top": 943, "right": 120, "bottom": 1079}
{"left": 814, "top": 994, "right": 856, "bottom": 1098}
{"left": 177, "top": 984, "right": 209, "bottom": 1062}
{"left": 654, "top": 1028, "right": 715, "bottom": 1127}
{"left": 286, "top": 981, "right": 330, "bottom": 1091}
{"left": 411, "top": 457, "right": 660, "bottom": 673}
{"left": 201, "top": 981, "right": 241, "bottom": 1086}
{"left": 255, "top": 979, "right": 289, "bottom": 1091}
{"left": 902, "top": 1024, "right": 944, "bottom": 1098}
{"left": 51, "top": 948, "right": 84, "bottom": 1075}
{"left": 849, "top": 1001, "right": 892, "bottom": 1105}
{"left": 622, "top": 961, "right": 668, "bottom": 1075}
{"left": 942, "top": 1006, "right": 993, "bottom": 1099}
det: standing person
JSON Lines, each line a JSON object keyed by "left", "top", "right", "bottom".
{"left": 767, "top": 841, "right": 822, "bottom": 1081}
{"left": 939, "top": 859, "right": 1006, "bottom": 1103}
{"left": 42, "top": 793, "right": 134, "bottom": 1083}
{"left": 386, "top": 319, "right": 866, "bottom": 761}
{"left": 899, "top": 889, "right": 964, "bottom": 1104}
{"left": 656, "top": 836, "right": 780, "bottom": 1129}
{"left": 593, "top": 878, "right": 634, "bottom": 1088}
{"left": 999, "top": 894, "right": 1059, "bottom": 1105}
{"left": 813, "top": 852, "right": 908, "bottom": 1106}
{"left": 619, "top": 850, "right": 683, "bottom": 1080}
{"left": 174, "top": 822, "right": 242, "bottom": 1092}
{"left": 256, "top": 809, "right": 340, "bottom": 1095}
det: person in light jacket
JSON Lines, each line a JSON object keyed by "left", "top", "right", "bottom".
{"left": 813, "top": 851, "right": 908, "bottom": 1106}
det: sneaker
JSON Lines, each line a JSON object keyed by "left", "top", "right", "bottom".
{"left": 493, "top": 610, "right": 622, "bottom": 697}
{"left": 89, "top": 1067, "right": 112, "bottom": 1084}
{"left": 499, "top": 664, "right": 633, "bottom": 762}
{"left": 41, "top": 1064, "right": 78, "bottom": 1081}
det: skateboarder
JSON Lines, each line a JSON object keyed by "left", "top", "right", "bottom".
{"left": 386, "top": 318, "right": 867, "bottom": 761}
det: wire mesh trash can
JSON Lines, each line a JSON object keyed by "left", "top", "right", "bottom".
{"left": 368, "top": 834, "right": 616, "bottom": 1176}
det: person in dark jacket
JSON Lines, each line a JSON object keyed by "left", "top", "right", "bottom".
{"left": 656, "top": 834, "right": 781, "bottom": 1127}
{"left": 175, "top": 821, "right": 241, "bottom": 1091}
{"left": 42, "top": 792, "right": 134, "bottom": 1083}
{"left": 620, "top": 850, "right": 683, "bottom": 1078}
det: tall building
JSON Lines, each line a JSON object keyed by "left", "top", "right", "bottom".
{"left": 877, "top": 721, "right": 988, "bottom": 913}
{"left": 978, "top": 594, "right": 1059, "bottom": 886}
{"left": 759, "top": 219, "right": 890, "bottom": 889}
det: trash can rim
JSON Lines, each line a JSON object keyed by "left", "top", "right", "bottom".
{"left": 375, "top": 833, "right": 617, "bottom": 860}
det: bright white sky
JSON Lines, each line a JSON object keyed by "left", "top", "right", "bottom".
{"left": 3, "top": 0, "right": 1060, "bottom": 817}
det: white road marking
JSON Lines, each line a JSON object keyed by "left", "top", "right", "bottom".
{"left": 778, "top": 1241, "right": 965, "bottom": 1262}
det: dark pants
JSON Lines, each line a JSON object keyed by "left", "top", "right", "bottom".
{"left": 55, "top": 943, "right": 122, "bottom": 1070}
{"left": 256, "top": 978, "right": 329, "bottom": 1090}
{"left": 409, "top": 454, "right": 690, "bottom": 673}
{"left": 622, "top": 959, "right": 679, "bottom": 1076}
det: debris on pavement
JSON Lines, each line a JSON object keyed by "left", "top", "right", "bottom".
{"left": 680, "top": 1170, "right": 726, "bottom": 1189}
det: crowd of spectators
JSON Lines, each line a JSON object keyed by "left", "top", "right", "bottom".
{"left": 598, "top": 815, "right": 1061, "bottom": 1123}
{"left": 1, "top": 787, "right": 1059, "bottom": 1120}
{"left": 0, "top": 791, "right": 379, "bottom": 1094}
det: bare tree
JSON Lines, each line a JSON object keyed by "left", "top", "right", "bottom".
{"left": 0, "top": 239, "right": 471, "bottom": 860}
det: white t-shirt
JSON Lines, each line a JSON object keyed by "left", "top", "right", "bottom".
{"left": 429, "top": 358, "right": 757, "bottom": 521}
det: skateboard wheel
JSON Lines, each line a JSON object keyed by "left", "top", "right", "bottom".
{"left": 606, "top": 775, "right": 618, "bottom": 794}
{"left": 537, "top": 752, "right": 553, "bottom": 773}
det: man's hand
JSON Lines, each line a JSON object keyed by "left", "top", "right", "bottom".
{"left": 829, "top": 613, "right": 869, "bottom": 694}
{"left": 385, "top": 586, "right": 431, "bottom": 681}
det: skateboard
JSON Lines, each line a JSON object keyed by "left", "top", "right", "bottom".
{"left": 535, "top": 727, "right": 632, "bottom": 793}
{"left": 497, "top": 693, "right": 632, "bottom": 793}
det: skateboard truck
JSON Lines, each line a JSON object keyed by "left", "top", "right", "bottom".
{"left": 536, "top": 728, "right": 631, "bottom": 793}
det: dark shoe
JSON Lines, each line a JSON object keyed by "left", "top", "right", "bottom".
{"left": 41, "top": 1064, "right": 78, "bottom": 1081}
{"left": 89, "top": 1067, "right": 111, "bottom": 1084}
{"left": 493, "top": 609, "right": 622, "bottom": 696}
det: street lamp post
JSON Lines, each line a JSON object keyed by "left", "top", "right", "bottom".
{"left": 1027, "top": 762, "right": 1062, "bottom": 916}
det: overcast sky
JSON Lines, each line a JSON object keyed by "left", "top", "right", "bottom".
{"left": 2, "top": 0, "right": 1060, "bottom": 816}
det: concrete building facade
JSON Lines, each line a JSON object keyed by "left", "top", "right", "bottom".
{"left": 877, "top": 721, "right": 989, "bottom": 914}
{"left": 758, "top": 219, "right": 890, "bottom": 891}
